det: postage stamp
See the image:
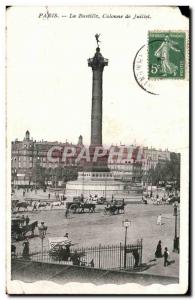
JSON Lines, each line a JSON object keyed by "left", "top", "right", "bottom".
{"left": 148, "top": 31, "right": 186, "bottom": 79}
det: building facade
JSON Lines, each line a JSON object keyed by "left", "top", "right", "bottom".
{"left": 11, "top": 131, "right": 176, "bottom": 188}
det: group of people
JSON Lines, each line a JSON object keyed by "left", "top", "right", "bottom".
{"left": 143, "top": 189, "right": 180, "bottom": 205}
{"left": 22, "top": 187, "right": 39, "bottom": 196}
{"left": 20, "top": 215, "right": 30, "bottom": 227}
{"left": 81, "top": 194, "right": 98, "bottom": 204}
{"left": 48, "top": 192, "right": 66, "bottom": 201}
{"left": 155, "top": 240, "right": 170, "bottom": 267}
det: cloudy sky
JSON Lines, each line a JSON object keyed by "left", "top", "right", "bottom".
{"left": 7, "top": 6, "right": 189, "bottom": 152}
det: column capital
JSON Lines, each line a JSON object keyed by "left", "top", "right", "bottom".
{"left": 88, "top": 47, "right": 108, "bottom": 71}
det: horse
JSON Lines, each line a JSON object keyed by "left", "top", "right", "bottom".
{"left": 51, "top": 201, "right": 64, "bottom": 209}
{"left": 12, "top": 220, "right": 38, "bottom": 240}
{"left": 116, "top": 203, "right": 125, "bottom": 214}
{"left": 24, "top": 220, "right": 38, "bottom": 237}
{"left": 104, "top": 203, "right": 125, "bottom": 215}
{"left": 153, "top": 199, "right": 162, "bottom": 205}
{"left": 37, "top": 202, "right": 48, "bottom": 209}
{"left": 104, "top": 205, "right": 119, "bottom": 215}
{"left": 80, "top": 203, "right": 95, "bottom": 213}
{"left": 16, "top": 202, "right": 29, "bottom": 211}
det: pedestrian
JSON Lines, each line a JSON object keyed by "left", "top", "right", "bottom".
{"left": 65, "top": 207, "right": 69, "bottom": 218}
{"left": 11, "top": 244, "right": 16, "bottom": 258}
{"left": 132, "top": 249, "right": 139, "bottom": 268}
{"left": 48, "top": 193, "right": 50, "bottom": 199}
{"left": 64, "top": 233, "right": 71, "bottom": 245}
{"left": 155, "top": 240, "right": 162, "bottom": 258}
{"left": 157, "top": 214, "right": 162, "bottom": 225}
{"left": 21, "top": 215, "right": 25, "bottom": 227}
{"left": 89, "top": 259, "right": 95, "bottom": 268}
{"left": 22, "top": 238, "right": 30, "bottom": 259}
{"left": 25, "top": 215, "right": 30, "bottom": 226}
{"left": 163, "top": 247, "right": 169, "bottom": 267}
{"left": 80, "top": 194, "right": 84, "bottom": 202}
{"left": 72, "top": 250, "right": 80, "bottom": 266}
{"left": 33, "top": 201, "right": 37, "bottom": 211}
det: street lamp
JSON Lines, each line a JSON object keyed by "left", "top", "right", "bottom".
{"left": 122, "top": 219, "right": 131, "bottom": 269}
{"left": 173, "top": 202, "right": 179, "bottom": 252}
{"left": 38, "top": 222, "right": 47, "bottom": 261}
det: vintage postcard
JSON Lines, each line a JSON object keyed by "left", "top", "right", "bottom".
{"left": 6, "top": 6, "right": 190, "bottom": 294}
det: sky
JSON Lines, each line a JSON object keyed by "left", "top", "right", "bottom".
{"left": 6, "top": 6, "right": 189, "bottom": 152}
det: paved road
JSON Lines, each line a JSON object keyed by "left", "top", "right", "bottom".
{"left": 12, "top": 200, "right": 179, "bottom": 278}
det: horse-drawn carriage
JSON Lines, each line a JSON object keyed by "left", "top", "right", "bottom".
{"left": 166, "top": 195, "right": 180, "bottom": 204}
{"left": 104, "top": 199, "right": 125, "bottom": 215}
{"left": 97, "top": 196, "right": 107, "bottom": 205}
{"left": 48, "top": 237, "right": 85, "bottom": 265}
{"left": 66, "top": 196, "right": 96, "bottom": 214}
{"left": 11, "top": 216, "right": 38, "bottom": 241}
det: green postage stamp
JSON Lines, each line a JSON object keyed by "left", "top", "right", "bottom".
{"left": 148, "top": 31, "right": 186, "bottom": 79}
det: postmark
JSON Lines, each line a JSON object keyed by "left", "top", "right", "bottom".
{"left": 148, "top": 31, "right": 186, "bottom": 79}
{"left": 133, "top": 43, "right": 159, "bottom": 95}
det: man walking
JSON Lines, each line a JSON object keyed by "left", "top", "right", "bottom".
{"left": 65, "top": 207, "right": 69, "bottom": 218}
{"left": 157, "top": 214, "right": 162, "bottom": 225}
{"left": 25, "top": 215, "right": 30, "bottom": 226}
{"left": 163, "top": 247, "right": 169, "bottom": 267}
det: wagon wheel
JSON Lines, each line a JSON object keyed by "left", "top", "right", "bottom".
{"left": 69, "top": 204, "right": 78, "bottom": 214}
{"left": 104, "top": 208, "right": 108, "bottom": 215}
{"left": 109, "top": 208, "right": 114, "bottom": 216}
{"left": 80, "top": 204, "right": 85, "bottom": 213}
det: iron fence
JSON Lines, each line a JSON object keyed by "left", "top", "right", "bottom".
{"left": 14, "top": 240, "right": 143, "bottom": 271}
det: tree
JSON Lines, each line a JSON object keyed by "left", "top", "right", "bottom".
{"left": 148, "top": 153, "right": 180, "bottom": 189}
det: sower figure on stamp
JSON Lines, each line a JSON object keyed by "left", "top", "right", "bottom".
{"left": 155, "top": 35, "right": 181, "bottom": 76}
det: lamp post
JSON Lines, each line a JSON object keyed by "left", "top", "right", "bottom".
{"left": 105, "top": 179, "right": 107, "bottom": 200}
{"left": 173, "top": 202, "right": 179, "bottom": 252}
{"left": 38, "top": 222, "right": 47, "bottom": 261}
{"left": 82, "top": 167, "right": 84, "bottom": 196}
{"left": 122, "top": 219, "right": 131, "bottom": 269}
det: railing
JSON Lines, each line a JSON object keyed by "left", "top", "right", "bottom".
{"left": 14, "top": 240, "right": 143, "bottom": 271}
